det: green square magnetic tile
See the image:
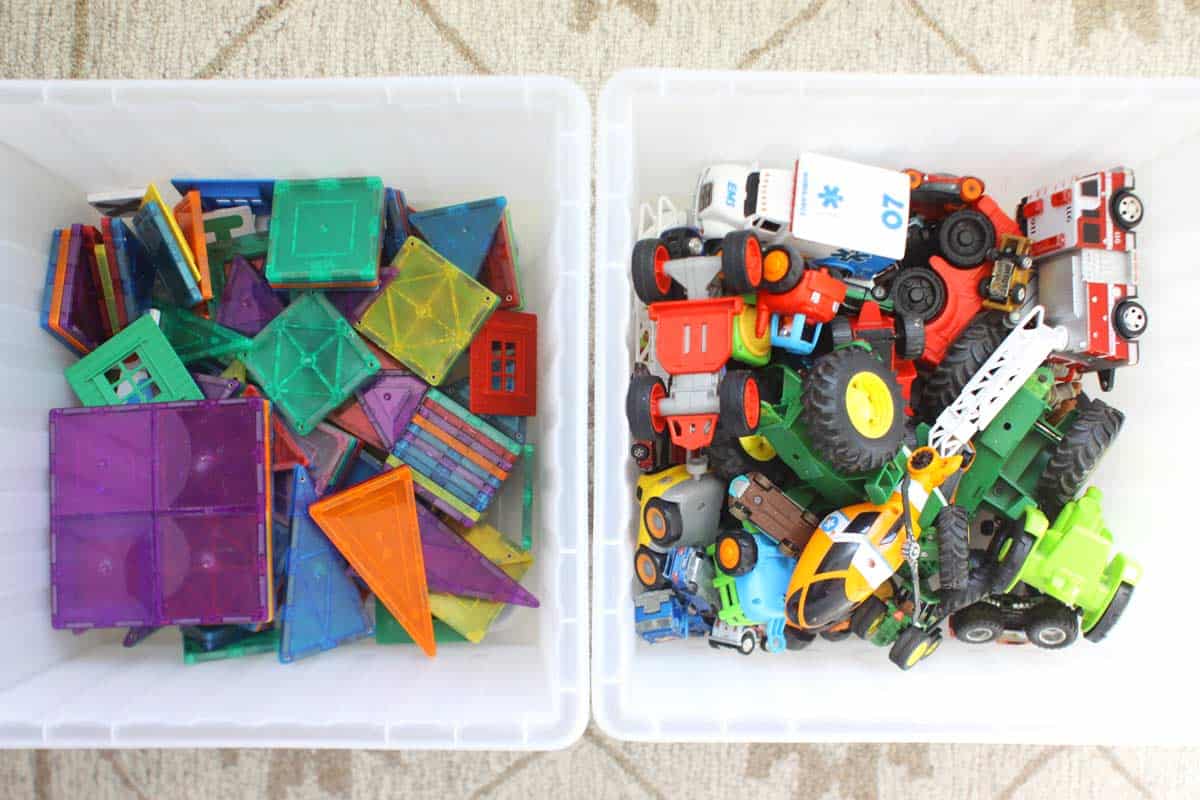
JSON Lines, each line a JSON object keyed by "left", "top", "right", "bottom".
{"left": 242, "top": 292, "right": 380, "bottom": 435}
{"left": 64, "top": 314, "right": 203, "bottom": 407}
{"left": 355, "top": 237, "right": 498, "bottom": 385}
{"left": 265, "top": 177, "right": 383, "bottom": 288}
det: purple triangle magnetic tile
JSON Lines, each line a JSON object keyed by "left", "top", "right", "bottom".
{"left": 57, "top": 224, "right": 106, "bottom": 353}
{"left": 415, "top": 503, "right": 538, "bottom": 607}
{"left": 357, "top": 370, "right": 427, "bottom": 451}
{"left": 192, "top": 372, "right": 242, "bottom": 400}
{"left": 215, "top": 256, "right": 285, "bottom": 336}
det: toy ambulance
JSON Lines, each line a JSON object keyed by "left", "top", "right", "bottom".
{"left": 1018, "top": 168, "right": 1147, "bottom": 387}
{"left": 693, "top": 153, "right": 911, "bottom": 274}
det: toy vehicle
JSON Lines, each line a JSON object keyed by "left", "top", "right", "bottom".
{"left": 980, "top": 234, "right": 1035, "bottom": 313}
{"left": 988, "top": 486, "right": 1141, "bottom": 642}
{"left": 756, "top": 266, "right": 848, "bottom": 357}
{"left": 634, "top": 589, "right": 711, "bottom": 644}
{"left": 949, "top": 590, "right": 1082, "bottom": 649}
{"left": 626, "top": 243, "right": 763, "bottom": 451}
{"left": 781, "top": 447, "right": 962, "bottom": 635}
{"left": 727, "top": 471, "right": 820, "bottom": 556}
{"left": 1018, "top": 167, "right": 1145, "bottom": 387}
{"left": 905, "top": 169, "right": 985, "bottom": 211}
{"left": 707, "top": 618, "right": 761, "bottom": 656}
{"left": 828, "top": 300, "right": 922, "bottom": 404}
{"left": 633, "top": 463, "right": 725, "bottom": 589}
{"left": 692, "top": 153, "right": 911, "bottom": 270}
{"left": 662, "top": 545, "right": 720, "bottom": 616}
{"left": 709, "top": 531, "right": 800, "bottom": 653}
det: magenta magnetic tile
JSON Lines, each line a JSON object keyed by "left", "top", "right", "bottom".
{"left": 216, "top": 256, "right": 285, "bottom": 336}
{"left": 57, "top": 224, "right": 106, "bottom": 353}
{"left": 49, "top": 400, "right": 271, "bottom": 629}
{"left": 157, "top": 511, "right": 267, "bottom": 624}
{"left": 416, "top": 504, "right": 538, "bottom": 606}
{"left": 356, "top": 370, "right": 427, "bottom": 450}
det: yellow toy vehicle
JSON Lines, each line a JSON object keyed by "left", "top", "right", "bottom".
{"left": 783, "top": 446, "right": 962, "bottom": 632}
{"left": 634, "top": 463, "right": 725, "bottom": 589}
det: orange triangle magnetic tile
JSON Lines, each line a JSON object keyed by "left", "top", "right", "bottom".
{"left": 308, "top": 465, "right": 435, "bottom": 656}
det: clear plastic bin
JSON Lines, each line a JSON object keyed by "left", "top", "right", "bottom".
{"left": 0, "top": 76, "right": 589, "bottom": 750}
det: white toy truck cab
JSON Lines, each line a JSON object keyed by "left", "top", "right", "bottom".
{"left": 693, "top": 153, "right": 912, "bottom": 264}
{"left": 1018, "top": 168, "right": 1146, "bottom": 387}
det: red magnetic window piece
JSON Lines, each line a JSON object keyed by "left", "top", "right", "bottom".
{"left": 468, "top": 310, "right": 537, "bottom": 417}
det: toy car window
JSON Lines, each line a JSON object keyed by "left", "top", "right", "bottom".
{"left": 1082, "top": 223, "right": 1102, "bottom": 244}
{"left": 816, "top": 541, "right": 857, "bottom": 575}
{"left": 758, "top": 219, "right": 781, "bottom": 233}
{"left": 697, "top": 182, "right": 713, "bottom": 212}
{"left": 744, "top": 172, "right": 760, "bottom": 217}
{"left": 843, "top": 511, "right": 880, "bottom": 535}
{"left": 1080, "top": 178, "right": 1100, "bottom": 197}
{"left": 802, "top": 577, "right": 854, "bottom": 629}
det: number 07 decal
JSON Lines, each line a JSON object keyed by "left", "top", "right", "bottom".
{"left": 881, "top": 193, "right": 904, "bottom": 229}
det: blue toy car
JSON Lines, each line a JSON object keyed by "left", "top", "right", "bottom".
{"left": 812, "top": 248, "right": 896, "bottom": 280}
{"left": 663, "top": 546, "right": 720, "bottom": 616}
{"left": 634, "top": 589, "right": 711, "bottom": 644}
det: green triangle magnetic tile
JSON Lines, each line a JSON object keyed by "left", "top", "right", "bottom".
{"left": 355, "top": 237, "right": 498, "bottom": 385}
{"left": 64, "top": 315, "right": 204, "bottom": 407}
{"left": 265, "top": 177, "right": 384, "bottom": 289}
{"left": 182, "top": 626, "right": 280, "bottom": 664}
{"left": 242, "top": 292, "right": 381, "bottom": 435}
{"left": 157, "top": 307, "right": 254, "bottom": 365}
{"left": 374, "top": 602, "right": 466, "bottom": 645}
{"left": 409, "top": 197, "right": 505, "bottom": 279}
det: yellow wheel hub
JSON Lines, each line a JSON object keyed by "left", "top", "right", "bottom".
{"left": 764, "top": 249, "right": 791, "bottom": 282}
{"left": 739, "top": 434, "right": 777, "bottom": 462}
{"left": 906, "top": 639, "right": 931, "bottom": 667}
{"left": 845, "top": 371, "right": 894, "bottom": 439}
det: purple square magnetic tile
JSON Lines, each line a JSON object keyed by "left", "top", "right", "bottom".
{"left": 157, "top": 511, "right": 268, "bottom": 624}
{"left": 357, "top": 370, "right": 426, "bottom": 450}
{"left": 50, "top": 407, "right": 155, "bottom": 516}
{"left": 51, "top": 514, "right": 156, "bottom": 628}
{"left": 156, "top": 401, "right": 266, "bottom": 511}
{"left": 215, "top": 256, "right": 285, "bottom": 336}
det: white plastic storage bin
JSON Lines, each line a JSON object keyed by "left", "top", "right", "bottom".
{"left": 593, "top": 71, "right": 1200, "bottom": 744}
{"left": 0, "top": 77, "right": 589, "bottom": 750}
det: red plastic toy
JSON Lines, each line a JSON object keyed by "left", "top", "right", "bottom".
{"left": 469, "top": 310, "right": 538, "bottom": 417}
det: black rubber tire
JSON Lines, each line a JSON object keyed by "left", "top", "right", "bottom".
{"left": 642, "top": 497, "right": 683, "bottom": 548}
{"left": 890, "top": 266, "right": 947, "bottom": 322}
{"left": 1084, "top": 582, "right": 1135, "bottom": 643}
{"left": 631, "top": 238, "right": 681, "bottom": 304}
{"left": 819, "top": 627, "right": 852, "bottom": 642}
{"left": 988, "top": 525, "right": 1037, "bottom": 594}
{"left": 738, "top": 631, "right": 758, "bottom": 655}
{"left": 949, "top": 601, "right": 1005, "bottom": 645}
{"left": 629, "top": 442, "right": 651, "bottom": 462}
{"left": 1025, "top": 600, "right": 1080, "bottom": 649}
{"left": 894, "top": 313, "right": 926, "bottom": 361}
{"left": 633, "top": 545, "right": 669, "bottom": 589}
{"left": 935, "top": 505, "right": 970, "bottom": 592}
{"left": 626, "top": 372, "right": 667, "bottom": 441}
{"left": 801, "top": 347, "right": 905, "bottom": 474}
{"left": 718, "top": 370, "right": 760, "bottom": 438}
{"left": 917, "top": 313, "right": 1007, "bottom": 421}
{"left": 705, "top": 431, "right": 793, "bottom": 488}
{"left": 851, "top": 596, "right": 889, "bottom": 639}
{"left": 888, "top": 626, "right": 942, "bottom": 671}
{"left": 762, "top": 245, "right": 804, "bottom": 293}
{"left": 1110, "top": 189, "right": 1144, "bottom": 231}
{"left": 785, "top": 627, "right": 816, "bottom": 651}
{"left": 714, "top": 530, "right": 758, "bottom": 577}
{"left": 938, "top": 208, "right": 995, "bottom": 268}
{"left": 829, "top": 316, "right": 854, "bottom": 347}
{"left": 721, "top": 231, "right": 764, "bottom": 293}
{"left": 1036, "top": 398, "right": 1124, "bottom": 518}
{"left": 1112, "top": 299, "right": 1148, "bottom": 340}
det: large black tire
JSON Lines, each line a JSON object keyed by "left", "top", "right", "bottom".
{"left": 642, "top": 497, "right": 683, "bottom": 548}
{"left": 714, "top": 530, "right": 758, "bottom": 577}
{"left": 802, "top": 347, "right": 904, "bottom": 474}
{"left": 718, "top": 370, "right": 760, "bottom": 438}
{"left": 631, "top": 238, "right": 682, "bottom": 304}
{"left": 935, "top": 505, "right": 970, "bottom": 592}
{"left": 917, "top": 313, "right": 1007, "bottom": 422}
{"left": 1083, "top": 582, "right": 1135, "bottom": 643}
{"left": 633, "top": 545, "right": 669, "bottom": 589}
{"left": 851, "top": 596, "right": 889, "bottom": 639}
{"left": 938, "top": 208, "right": 995, "bottom": 267}
{"left": 1025, "top": 600, "right": 1080, "bottom": 649}
{"left": 721, "top": 231, "right": 764, "bottom": 293}
{"left": 894, "top": 313, "right": 926, "bottom": 361}
{"left": 988, "top": 524, "right": 1037, "bottom": 594}
{"left": 890, "top": 266, "right": 947, "bottom": 322}
{"left": 888, "top": 626, "right": 942, "bottom": 671}
{"left": 949, "top": 601, "right": 1005, "bottom": 645}
{"left": 785, "top": 627, "right": 816, "bottom": 651}
{"left": 705, "top": 431, "right": 793, "bottom": 488}
{"left": 626, "top": 373, "right": 667, "bottom": 441}
{"left": 819, "top": 627, "right": 852, "bottom": 642}
{"left": 1036, "top": 398, "right": 1124, "bottom": 518}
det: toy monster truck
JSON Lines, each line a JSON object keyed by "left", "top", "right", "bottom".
{"left": 633, "top": 463, "right": 725, "bottom": 590}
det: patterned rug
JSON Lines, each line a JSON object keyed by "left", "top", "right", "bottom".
{"left": 2, "top": 0, "right": 1197, "bottom": 797}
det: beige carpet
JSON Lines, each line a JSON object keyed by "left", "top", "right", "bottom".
{"left": 2, "top": 0, "right": 1199, "bottom": 797}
